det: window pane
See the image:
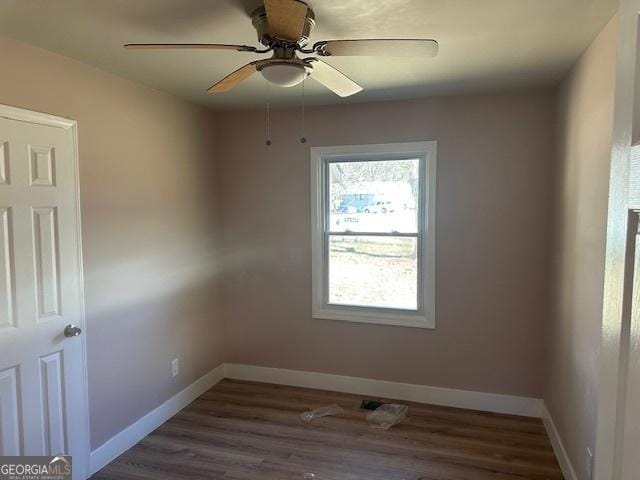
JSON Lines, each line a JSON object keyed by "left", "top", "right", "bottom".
{"left": 328, "top": 158, "right": 420, "bottom": 233}
{"left": 328, "top": 235, "right": 418, "bottom": 310}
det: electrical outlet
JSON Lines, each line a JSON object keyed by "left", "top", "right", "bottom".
{"left": 586, "top": 447, "right": 594, "bottom": 480}
{"left": 171, "top": 358, "right": 179, "bottom": 377}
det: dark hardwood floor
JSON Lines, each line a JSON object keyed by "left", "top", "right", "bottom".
{"left": 93, "top": 379, "right": 563, "bottom": 480}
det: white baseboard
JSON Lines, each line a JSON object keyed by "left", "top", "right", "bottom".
{"left": 224, "top": 363, "right": 542, "bottom": 418}
{"left": 540, "top": 402, "right": 578, "bottom": 480}
{"left": 89, "top": 364, "right": 225, "bottom": 475}
{"left": 90, "top": 363, "right": 574, "bottom": 480}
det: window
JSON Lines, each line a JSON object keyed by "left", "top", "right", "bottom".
{"left": 311, "top": 142, "right": 436, "bottom": 328}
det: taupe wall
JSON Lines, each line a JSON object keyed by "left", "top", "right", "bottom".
{"left": 546, "top": 16, "right": 617, "bottom": 480}
{"left": 0, "top": 36, "right": 225, "bottom": 449}
{"left": 1, "top": 25, "right": 614, "bottom": 463}
{"left": 218, "top": 90, "right": 556, "bottom": 397}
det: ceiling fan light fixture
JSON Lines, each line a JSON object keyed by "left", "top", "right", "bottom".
{"left": 260, "top": 63, "right": 309, "bottom": 87}
{"left": 124, "top": 0, "right": 439, "bottom": 97}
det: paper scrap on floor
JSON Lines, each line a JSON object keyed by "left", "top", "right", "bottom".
{"left": 300, "top": 404, "right": 344, "bottom": 422}
{"left": 366, "top": 403, "right": 408, "bottom": 429}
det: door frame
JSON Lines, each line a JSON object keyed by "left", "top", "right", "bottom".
{"left": 0, "top": 104, "right": 90, "bottom": 474}
{"left": 595, "top": 1, "right": 640, "bottom": 479}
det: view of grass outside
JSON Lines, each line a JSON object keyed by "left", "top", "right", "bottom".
{"left": 327, "top": 158, "right": 420, "bottom": 311}
{"left": 329, "top": 236, "right": 418, "bottom": 310}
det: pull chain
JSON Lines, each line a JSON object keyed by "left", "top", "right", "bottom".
{"left": 265, "top": 80, "right": 272, "bottom": 146}
{"left": 300, "top": 77, "right": 307, "bottom": 144}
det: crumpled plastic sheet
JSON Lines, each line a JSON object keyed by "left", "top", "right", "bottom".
{"left": 366, "top": 403, "right": 408, "bottom": 430}
{"left": 300, "top": 404, "right": 344, "bottom": 422}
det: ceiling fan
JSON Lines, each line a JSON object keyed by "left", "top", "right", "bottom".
{"left": 125, "top": 0, "right": 439, "bottom": 98}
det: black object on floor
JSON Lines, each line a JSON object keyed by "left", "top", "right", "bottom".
{"left": 360, "top": 400, "right": 385, "bottom": 411}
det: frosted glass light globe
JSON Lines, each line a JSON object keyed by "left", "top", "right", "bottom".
{"left": 260, "top": 63, "right": 309, "bottom": 87}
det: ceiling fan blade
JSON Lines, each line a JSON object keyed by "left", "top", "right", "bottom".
{"left": 308, "top": 59, "right": 363, "bottom": 98}
{"left": 264, "top": 0, "right": 308, "bottom": 42}
{"left": 124, "top": 43, "right": 257, "bottom": 52}
{"left": 316, "top": 39, "right": 439, "bottom": 57}
{"left": 208, "top": 62, "right": 258, "bottom": 93}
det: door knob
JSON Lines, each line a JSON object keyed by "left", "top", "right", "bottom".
{"left": 64, "top": 324, "right": 82, "bottom": 338}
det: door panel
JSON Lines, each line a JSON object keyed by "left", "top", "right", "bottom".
{"left": 0, "top": 141, "right": 9, "bottom": 185}
{"left": 0, "top": 108, "right": 88, "bottom": 479}
{"left": 39, "top": 351, "right": 67, "bottom": 456}
{"left": 32, "top": 206, "right": 61, "bottom": 320}
{"left": 28, "top": 145, "right": 56, "bottom": 187}
{"left": 0, "top": 207, "right": 15, "bottom": 329}
{"left": 0, "top": 365, "right": 21, "bottom": 455}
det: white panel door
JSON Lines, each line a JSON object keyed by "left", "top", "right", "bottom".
{"left": 0, "top": 106, "right": 88, "bottom": 479}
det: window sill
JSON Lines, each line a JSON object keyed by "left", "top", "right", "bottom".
{"left": 312, "top": 305, "right": 435, "bottom": 329}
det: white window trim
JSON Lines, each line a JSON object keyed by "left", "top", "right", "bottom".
{"left": 310, "top": 141, "right": 437, "bottom": 329}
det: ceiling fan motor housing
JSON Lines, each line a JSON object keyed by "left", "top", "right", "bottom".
{"left": 251, "top": 4, "right": 316, "bottom": 47}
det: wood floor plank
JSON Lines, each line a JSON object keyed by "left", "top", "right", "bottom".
{"left": 93, "top": 379, "right": 564, "bottom": 480}
{"left": 192, "top": 392, "right": 554, "bottom": 451}
{"left": 210, "top": 381, "right": 547, "bottom": 434}
{"left": 172, "top": 406, "right": 559, "bottom": 473}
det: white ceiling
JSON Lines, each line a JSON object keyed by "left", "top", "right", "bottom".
{"left": 0, "top": 0, "right": 617, "bottom": 108}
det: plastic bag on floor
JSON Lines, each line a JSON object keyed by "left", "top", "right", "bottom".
{"left": 300, "top": 404, "right": 344, "bottom": 422}
{"left": 366, "top": 403, "right": 408, "bottom": 430}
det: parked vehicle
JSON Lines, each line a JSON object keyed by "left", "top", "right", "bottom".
{"left": 334, "top": 204, "right": 357, "bottom": 214}
{"left": 367, "top": 200, "right": 396, "bottom": 214}
{"left": 338, "top": 193, "right": 376, "bottom": 213}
